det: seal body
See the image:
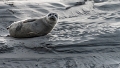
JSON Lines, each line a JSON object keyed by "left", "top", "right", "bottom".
{"left": 7, "top": 13, "right": 58, "bottom": 38}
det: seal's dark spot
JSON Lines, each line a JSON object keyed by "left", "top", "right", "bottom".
{"left": 35, "top": 23, "right": 38, "bottom": 26}
{"left": 16, "top": 23, "right": 22, "bottom": 31}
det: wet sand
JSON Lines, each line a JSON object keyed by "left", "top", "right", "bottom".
{"left": 0, "top": 0, "right": 120, "bottom": 68}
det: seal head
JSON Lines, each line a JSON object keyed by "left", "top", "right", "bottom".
{"left": 46, "top": 13, "right": 58, "bottom": 23}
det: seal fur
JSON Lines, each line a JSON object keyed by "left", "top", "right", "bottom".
{"left": 7, "top": 13, "right": 58, "bottom": 38}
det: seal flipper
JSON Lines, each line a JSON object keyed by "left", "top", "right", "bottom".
{"left": 23, "top": 19, "right": 37, "bottom": 23}
{"left": 7, "top": 27, "right": 9, "bottom": 30}
{"left": 7, "top": 25, "right": 11, "bottom": 30}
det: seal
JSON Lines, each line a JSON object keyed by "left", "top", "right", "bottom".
{"left": 7, "top": 13, "right": 58, "bottom": 38}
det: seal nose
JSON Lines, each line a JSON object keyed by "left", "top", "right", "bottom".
{"left": 50, "top": 16, "right": 56, "bottom": 21}
{"left": 51, "top": 16, "right": 55, "bottom": 18}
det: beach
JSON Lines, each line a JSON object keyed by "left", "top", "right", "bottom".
{"left": 0, "top": 0, "right": 120, "bottom": 68}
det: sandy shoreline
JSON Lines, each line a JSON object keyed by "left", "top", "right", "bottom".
{"left": 0, "top": 0, "right": 120, "bottom": 68}
{"left": 0, "top": 52, "right": 120, "bottom": 68}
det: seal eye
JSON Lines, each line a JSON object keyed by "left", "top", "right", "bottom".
{"left": 55, "top": 15, "right": 58, "bottom": 18}
{"left": 48, "top": 14, "right": 52, "bottom": 17}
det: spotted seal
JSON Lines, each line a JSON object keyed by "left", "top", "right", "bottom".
{"left": 7, "top": 13, "right": 58, "bottom": 38}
